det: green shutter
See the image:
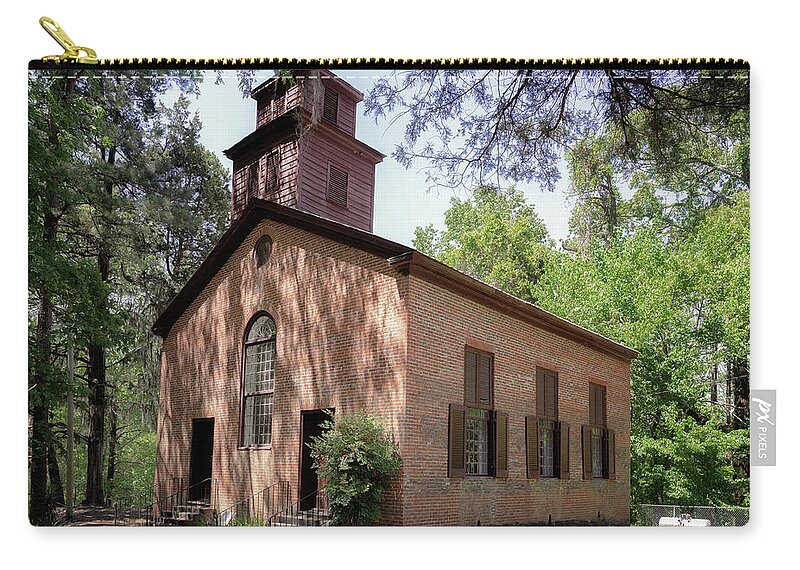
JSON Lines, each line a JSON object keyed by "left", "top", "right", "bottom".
{"left": 448, "top": 404, "right": 467, "bottom": 478}
{"left": 559, "top": 422, "right": 570, "bottom": 480}
{"left": 582, "top": 425, "right": 593, "bottom": 480}
{"left": 607, "top": 428, "right": 616, "bottom": 480}
{"left": 495, "top": 410, "right": 509, "bottom": 479}
{"left": 526, "top": 416, "right": 539, "bottom": 479}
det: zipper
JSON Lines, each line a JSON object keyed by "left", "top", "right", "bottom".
{"left": 34, "top": 16, "right": 748, "bottom": 70}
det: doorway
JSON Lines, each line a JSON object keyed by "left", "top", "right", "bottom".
{"left": 299, "top": 409, "right": 333, "bottom": 511}
{"left": 188, "top": 418, "right": 214, "bottom": 503}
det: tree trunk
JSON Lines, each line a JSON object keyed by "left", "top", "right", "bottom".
{"left": 66, "top": 342, "right": 75, "bottom": 517}
{"left": 106, "top": 402, "right": 117, "bottom": 500}
{"left": 731, "top": 356, "right": 749, "bottom": 431}
{"left": 85, "top": 145, "right": 115, "bottom": 506}
{"left": 710, "top": 358, "right": 718, "bottom": 407}
{"left": 86, "top": 339, "right": 107, "bottom": 505}
{"left": 29, "top": 390, "right": 50, "bottom": 524}
{"left": 47, "top": 430, "right": 65, "bottom": 506}
{"left": 605, "top": 179, "right": 617, "bottom": 244}
{"left": 85, "top": 251, "right": 110, "bottom": 505}
{"left": 29, "top": 146, "right": 61, "bottom": 525}
{"left": 725, "top": 361, "right": 732, "bottom": 425}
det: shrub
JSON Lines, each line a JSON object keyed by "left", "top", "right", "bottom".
{"left": 309, "top": 411, "right": 402, "bottom": 526}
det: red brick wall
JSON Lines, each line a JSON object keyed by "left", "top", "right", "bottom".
{"left": 403, "top": 276, "right": 631, "bottom": 525}
{"left": 155, "top": 219, "right": 409, "bottom": 522}
{"left": 155, "top": 220, "right": 631, "bottom": 526}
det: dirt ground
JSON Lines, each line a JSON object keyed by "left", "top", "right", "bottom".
{"left": 56, "top": 505, "right": 119, "bottom": 526}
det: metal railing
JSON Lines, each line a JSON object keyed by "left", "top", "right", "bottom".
{"left": 268, "top": 487, "right": 330, "bottom": 527}
{"left": 114, "top": 478, "right": 219, "bottom": 526}
{"left": 211, "top": 481, "right": 291, "bottom": 526}
{"left": 113, "top": 489, "right": 154, "bottom": 526}
{"left": 632, "top": 504, "right": 749, "bottom": 527}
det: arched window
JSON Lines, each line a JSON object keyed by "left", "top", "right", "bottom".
{"left": 240, "top": 314, "right": 276, "bottom": 447}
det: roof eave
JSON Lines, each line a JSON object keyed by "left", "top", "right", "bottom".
{"left": 388, "top": 251, "right": 638, "bottom": 362}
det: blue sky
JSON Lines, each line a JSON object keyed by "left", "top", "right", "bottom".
{"left": 184, "top": 70, "right": 576, "bottom": 247}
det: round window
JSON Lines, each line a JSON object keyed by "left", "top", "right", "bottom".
{"left": 254, "top": 235, "right": 273, "bottom": 267}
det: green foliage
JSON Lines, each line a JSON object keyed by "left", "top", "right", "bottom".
{"left": 109, "top": 432, "right": 157, "bottom": 501}
{"left": 309, "top": 412, "right": 402, "bottom": 526}
{"left": 531, "top": 193, "right": 750, "bottom": 505}
{"left": 28, "top": 70, "right": 230, "bottom": 515}
{"left": 413, "top": 186, "right": 553, "bottom": 302}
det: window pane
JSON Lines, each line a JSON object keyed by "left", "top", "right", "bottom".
{"left": 245, "top": 340, "right": 275, "bottom": 393}
{"left": 247, "top": 315, "right": 276, "bottom": 342}
{"left": 539, "top": 420, "right": 555, "bottom": 477}
{"left": 243, "top": 393, "right": 273, "bottom": 446}
{"left": 466, "top": 408, "right": 489, "bottom": 475}
{"left": 591, "top": 427, "right": 603, "bottom": 478}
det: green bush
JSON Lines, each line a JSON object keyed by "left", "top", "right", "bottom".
{"left": 309, "top": 411, "right": 402, "bottom": 526}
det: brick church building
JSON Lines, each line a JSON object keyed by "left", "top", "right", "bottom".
{"left": 152, "top": 70, "right": 636, "bottom": 525}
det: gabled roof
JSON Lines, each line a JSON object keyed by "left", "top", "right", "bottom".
{"left": 152, "top": 200, "right": 409, "bottom": 338}
{"left": 152, "top": 200, "right": 637, "bottom": 361}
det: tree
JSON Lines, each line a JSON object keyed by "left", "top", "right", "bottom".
{"left": 29, "top": 69, "right": 228, "bottom": 519}
{"left": 309, "top": 412, "right": 402, "bottom": 526}
{"left": 531, "top": 194, "right": 749, "bottom": 505}
{"left": 365, "top": 69, "right": 748, "bottom": 199}
{"left": 413, "top": 185, "right": 553, "bottom": 302}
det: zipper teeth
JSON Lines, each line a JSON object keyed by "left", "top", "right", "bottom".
{"left": 87, "top": 57, "right": 747, "bottom": 68}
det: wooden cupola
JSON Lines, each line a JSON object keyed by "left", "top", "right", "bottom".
{"left": 224, "top": 70, "right": 384, "bottom": 232}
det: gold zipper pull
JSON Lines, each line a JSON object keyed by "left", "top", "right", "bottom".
{"left": 39, "top": 16, "right": 98, "bottom": 64}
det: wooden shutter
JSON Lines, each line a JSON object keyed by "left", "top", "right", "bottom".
{"left": 558, "top": 421, "right": 570, "bottom": 480}
{"left": 247, "top": 162, "right": 259, "bottom": 200}
{"left": 589, "top": 384, "right": 598, "bottom": 426}
{"left": 448, "top": 404, "right": 466, "bottom": 478}
{"left": 273, "top": 90, "right": 286, "bottom": 118}
{"left": 495, "top": 411, "right": 508, "bottom": 479}
{"left": 265, "top": 151, "right": 279, "bottom": 195}
{"left": 477, "top": 353, "right": 493, "bottom": 407}
{"left": 525, "top": 416, "right": 539, "bottom": 479}
{"left": 545, "top": 373, "right": 557, "bottom": 418}
{"left": 600, "top": 386, "right": 607, "bottom": 427}
{"left": 323, "top": 88, "right": 338, "bottom": 124}
{"left": 581, "top": 425, "right": 593, "bottom": 480}
{"left": 607, "top": 429, "right": 616, "bottom": 480}
{"left": 536, "top": 369, "right": 546, "bottom": 417}
{"left": 327, "top": 164, "right": 348, "bottom": 207}
{"left": 464, "top": 348, "right": 478, "bottom": 405}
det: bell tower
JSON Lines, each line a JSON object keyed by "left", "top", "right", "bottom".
{"left": 224, "top": 70, "right": 384, "bottom": 232}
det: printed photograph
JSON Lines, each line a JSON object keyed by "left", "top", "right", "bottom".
{"left": 28, "top": 65, "right": 750, "bottom": 526}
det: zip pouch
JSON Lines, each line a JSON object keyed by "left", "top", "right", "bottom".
{"left": 28, "top": 17, "right": 751, "bottom": 528}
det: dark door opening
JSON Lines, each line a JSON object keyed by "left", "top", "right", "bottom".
{"left": 299, "top": 409, "right": 333, "bottom": 511}
{"left": 188, "top": 418, "right": 214, "bottom": 503}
